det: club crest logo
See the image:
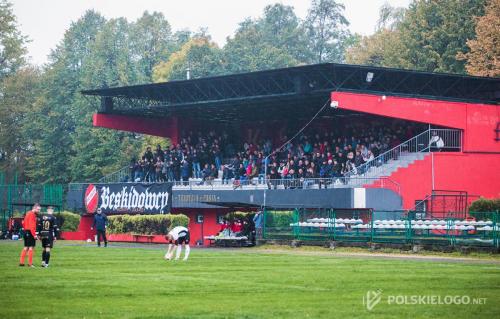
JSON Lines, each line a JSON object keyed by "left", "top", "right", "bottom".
{"left": 84, "top": 184, "right": 99, "bottom": 214}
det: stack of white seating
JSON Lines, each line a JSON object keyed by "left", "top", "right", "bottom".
{"left": 290, "top": 218, "right": 498, "bottom": 232}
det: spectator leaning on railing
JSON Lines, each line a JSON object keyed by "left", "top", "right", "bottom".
{"left": 429, "top": 131, "right": 444, "bottom": 151}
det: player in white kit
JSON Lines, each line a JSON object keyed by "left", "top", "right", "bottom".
{"left": 164, "top": 226, "right": 190, "bottom": 261}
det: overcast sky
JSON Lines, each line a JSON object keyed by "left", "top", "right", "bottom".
{"left": 11, "top": 0, "right": 412, "bottom": 66}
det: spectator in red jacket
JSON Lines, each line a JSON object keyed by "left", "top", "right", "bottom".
{"left": 19, "top": 203, "right": 41, "bottom": 267}
{"left": 231, "top": 219, "right": 243, "bottom": 235}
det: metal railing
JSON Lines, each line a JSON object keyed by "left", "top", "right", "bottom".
{"left": 99, "top": 166, "right": 130, "bottom": 183}
{"left": 170, "top": 177, "right": 400, "bottom": 194}
{"left": 345, "top": 128, "right": 462, "bottom": 178}
{"left": 69, "top": 176, "right": 400, "bottom": 194}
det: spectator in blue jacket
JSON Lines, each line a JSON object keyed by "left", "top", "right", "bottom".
{"left": 91, "top": 208, "right": 108, "bottom": 247}
{"left": 253, "top": 211, "right": 263, "bottom": 239}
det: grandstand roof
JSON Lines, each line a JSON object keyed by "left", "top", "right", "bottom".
{"left": 82, "top": 63, "right": 499, "bottom": 122}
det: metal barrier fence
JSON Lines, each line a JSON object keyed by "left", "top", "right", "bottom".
{"left": 173, "top": 176, "right": 400, "bottom": 193}
{"left": 70, "top": 176, "right": 401, "bottom": 194}
{"left": 263, "top": 209, "right": 499, "bottom": 248}
{"left": 345, "top": 128, "right": 462, "bottom": 178}
{"left": 99, "top": 166, "right": 130, "bottom": 183}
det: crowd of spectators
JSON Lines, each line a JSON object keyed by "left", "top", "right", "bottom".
{"left": 128, "top": 121, "right": 424, "bottom": 187}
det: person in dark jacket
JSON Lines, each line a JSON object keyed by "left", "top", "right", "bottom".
{"left": 91, "top": 208, "right": 108, "bottom": 247}
{"left": 181, "top": 160, "right": 190, "bottom": 185}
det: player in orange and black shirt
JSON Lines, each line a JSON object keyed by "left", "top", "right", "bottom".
{"left": 38, "top": 206, "right": 59, "bottom": 267}
{"left": 19, "top": 203, "right": 41, "bottom": 267}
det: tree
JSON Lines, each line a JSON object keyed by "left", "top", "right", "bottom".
{"left": 376, "top": 2, "right": 406, "bottom": 31}
{"left": 260, "top": 4, "right": 309, "bottom": 62}
{"left": 81, "top": 17, "right": 141, "bottom": 89}
{"left": 0, "top": 0, "right": 27, "bottom": 80}
{"left": 303, "top": 0, "right": 351, "bottom": 63}
{"left": 69, "top": 126, "right": 138, "bottom": 182}
{"left": 346, "top": 0, "right": 488, "bottom": 73}
{"left": 71, "top": 17, "right": 146, "bottom": 181}
{"left": 0, "top": 67, "right": 40, "bottom": 182}
{"left": 223, "top": 4, "right": 305, "bottom": 73}
{"left": 25, "top": 10, "right": 106, "bottom": 183}
{"left": 397, "top": 0, "right": 486, "bottom": 73}
{"left": 130, "top": 11, "right": 174, "bottom": 82}
{"left": 153, "top": 36, "right": 224, "bottom": 82}
{"left": 459, "top": 0, "right": 500, "bottom": 77}
{"left": 345, "top": 3, "right": 406, "bottom": 67}
{"left": 345, "top": 29, "right": 404, "bottom": 67}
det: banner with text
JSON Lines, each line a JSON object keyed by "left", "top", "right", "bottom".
{"left": 84, "top": 183, "right": 172, "bottom": 215}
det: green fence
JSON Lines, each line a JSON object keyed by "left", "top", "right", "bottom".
{"left": 263, "top": 209, "right": 499, "bottom": 248}
{"left": 0, "top": 184, "right": 64, "bottom": 232}
{"left": 0, "top": 184, "right": 63, "bottom": 211}
{"left": 0, "top": 209, "right": 10, "bottom": 233}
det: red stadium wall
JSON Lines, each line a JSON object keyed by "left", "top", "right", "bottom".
{"left": 70, "top": 210, "right": 223, "bottom": 245}
{"left": 375, "top": 153, "right": 500, "bottom": 209}
{"left": 332, "top": 91, "right": 500, "bottom": 208}
{"left": 172, "top": 209, "right": 227, "bottom": 246}
{"left": 331, "top": 92, "right": 500, "bottom": 153}
{"left": 60, "top": 214, "right": 95, "bottom": 241}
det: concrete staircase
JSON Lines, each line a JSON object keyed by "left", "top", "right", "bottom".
{"left": 346, "top": 152, "right": 430, "bottom": 188}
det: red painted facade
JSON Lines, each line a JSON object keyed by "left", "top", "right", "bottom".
{"left": 69, "top": 210, "right": 225, "bottom": 245}
{"left": 332, "top": 91, "right": 500, "bottom": 208}
{"left": 172, "top": 208, "right": 228, "bottom": 246}
{"left": 331, "top": 92, "right": 500, "bottom": 153}
{"left": 370, "top": 153, "right": 500, "bottom": 209}
{"left": 93, "top": 114, "right": 179, "bottom": 144}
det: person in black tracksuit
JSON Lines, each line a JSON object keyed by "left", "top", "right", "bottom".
{"left": 91, "top": 208, "right": 108, "bottom": 247}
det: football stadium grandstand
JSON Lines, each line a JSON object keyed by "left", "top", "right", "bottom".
{"left": 3, "top": 63, "right": 500, "bottom": 250}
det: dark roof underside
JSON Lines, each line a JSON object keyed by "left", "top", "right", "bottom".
{"left": 82, "top": 63, "right": 499, "bottom": 122}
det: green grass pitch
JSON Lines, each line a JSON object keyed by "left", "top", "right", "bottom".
{"left": 1, "top": 241, "right": 499, "bottom": 319}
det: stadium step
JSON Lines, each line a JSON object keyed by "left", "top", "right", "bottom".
{"left": 354, "top": 153, "right": 431, "bottom": 188}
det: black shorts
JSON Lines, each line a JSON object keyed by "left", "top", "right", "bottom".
{"left": 41, "top": 236, "right": 54, "bottom": 248}
{"left": 175, "top": 233, "right": 190, "bottom": 245}
{"left": 23, "top": 232, "right": 36, "bottom": 247}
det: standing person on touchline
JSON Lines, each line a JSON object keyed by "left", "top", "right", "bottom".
{"left": 19, "top": 203, "right": 41, "bottom": 267}
{"left": 91, "top": 208, "right": 108, "bottom": 247}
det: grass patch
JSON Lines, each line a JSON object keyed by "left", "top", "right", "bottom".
{"left": 1, "top": 241, "right": 499, "bottom": 318}
{"left": 255, "top": 244, "right": 500, "bottom": 259}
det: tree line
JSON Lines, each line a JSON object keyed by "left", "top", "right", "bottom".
{"left": 0, "top": 0, "right": 497, "bottom": 184}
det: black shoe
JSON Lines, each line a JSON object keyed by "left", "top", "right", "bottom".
{"left": 19, "top": 263, "right": 25, "bottom": 267}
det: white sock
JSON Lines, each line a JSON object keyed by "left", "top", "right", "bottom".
{"left": 183, "top": 245, "right": 190, "bottom": 260}
{"left": 165, "top": 244, "right": 173, "bottom": 259}
{"left": 175, "top": 245, "right": 182, "bottom": 260}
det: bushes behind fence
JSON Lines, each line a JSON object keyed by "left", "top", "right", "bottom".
{"left": 265, "top": 211, "right": 294, "bottom": 228}
{"left": 469, "top": 198, "right": 500, "bottom": 220}
{"left": 54, "top": 211, "right": 81, "bottom": 232}
{"left": 107, "top": 214, "right": 189, "bottom": 235}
